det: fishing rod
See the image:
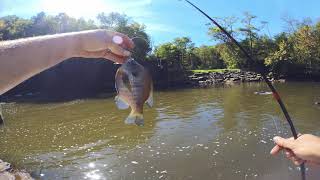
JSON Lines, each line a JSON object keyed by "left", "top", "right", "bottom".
{"left": 182, "top": 1, "right": 306, "bottom": 179}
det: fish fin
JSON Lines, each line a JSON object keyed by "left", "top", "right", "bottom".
{"left": 146, "top": 81, "right": 153, "bottom": 108}
{"left": 115, "top": 81, "right": 118, "bottom": 94}
{"left": 115, "top": 69, "right": 121, "bottom": 94}
{"left": 125, "top": 111, "right": 144, "bottom": 126}
{"left": 115, "top": 96, "right": 129, "bottom": 109}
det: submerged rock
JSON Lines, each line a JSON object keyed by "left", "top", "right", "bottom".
{"left": 254, "top": 91, "right": 272, "bottom": 95}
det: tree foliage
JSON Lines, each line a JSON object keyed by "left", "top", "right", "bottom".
{"left": 0, "top": 12, "right": 151, "bottom": 60}
{"left": 2, "top": 12, "right": 320, "bottom": 78}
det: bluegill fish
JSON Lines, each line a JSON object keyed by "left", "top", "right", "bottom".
{"left": 115, "top": 59, "right": 153, "bottom": 126}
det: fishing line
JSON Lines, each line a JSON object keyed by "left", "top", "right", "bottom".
{"left": 182, "top": 1, "right": 306, "bottom": 179}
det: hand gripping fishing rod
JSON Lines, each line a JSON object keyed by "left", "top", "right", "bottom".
{"left": 182, "top": 1, "right": 306, "bottom": 179}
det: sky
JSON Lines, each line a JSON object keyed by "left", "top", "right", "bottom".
{"left": 0, "top": 0, "right": 319, "bottom": 46}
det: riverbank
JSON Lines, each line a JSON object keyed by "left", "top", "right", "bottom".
{"left": 186, "top": 70, "right": 285, "bottom": 87}
{"left": 0, "top": 159, "right": 33, "bottom": 180}
{"left": 0, "top": 69, "right": 287, "bottom": 103}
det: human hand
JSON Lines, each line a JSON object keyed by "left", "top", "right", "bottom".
{"left": 270, "top": 134, "right": 320, "bottom": 166}
{"left": 75, "top": 29, "right": 134, "bottom": 64}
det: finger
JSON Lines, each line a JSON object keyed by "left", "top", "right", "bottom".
{"left": 288, "top": 155, "right": 305, "bottom": 166}
{"left": 273, "top": 136, "right": 296, "bottom": 149}
{"left": 306, "top": 161, "right": 320, "bottom": 167}
{"left": 270, "top": 145, "right": 283, "bottom": 155}
{"left": 80, "top": 50, "right": 107, "bottom": 58}
{"left": 290, "top": 155, "right": 301, "bottom": 162}
{"left": 79, "top": 50, "right": 126, "bottom": 64}
{"left": 113, "top": 32, "right": 135, "bottom": 50}
{"left": 103, "top": 53, "right": 126, "bottom": 64}
{"left": 107, "top": 43, "right": 131, "bottom": 57}
{"left": 285, "top": 149, "right": 294, "bottom": 156}
{"left": 288, "top": 137, "right": 295, "bottom": 140}
{"left": 293, "top": 159, "right": 304, "bottom": 166}
{"left": 285, "top": 150, "right": 294, "bottom": 158}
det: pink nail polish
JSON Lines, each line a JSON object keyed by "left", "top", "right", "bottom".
{"left": 113, "top": 36, "right": 123, "bottom": 45}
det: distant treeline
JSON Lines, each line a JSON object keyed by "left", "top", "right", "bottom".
{"left": 153, "top": 13, "right": 320, "bottom": 78}
{"left": 0, "top": 12, "right": 151, "bottom": 61}
{"left": 1, "top": 12, "right": 320, "bottom": 78}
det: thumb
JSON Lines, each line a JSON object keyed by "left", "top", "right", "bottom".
{"left": 273, "top": 136, "right": 296, "bottom": 150}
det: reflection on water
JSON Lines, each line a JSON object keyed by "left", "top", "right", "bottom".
{"left": 0, "top": 82, "right": 320, "bottom": 179}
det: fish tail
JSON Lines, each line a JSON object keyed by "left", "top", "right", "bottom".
{"left": 125, "top": 111, "right": 144, "bottom": 126}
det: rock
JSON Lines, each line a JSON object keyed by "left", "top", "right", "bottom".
{"left": 254, "top": 91, "right": 272, "bottom": 95}
{"left": 13, "top": 171, "right": 33, "bottom": 180}
{"left": 0, "top": 159, "right": 33, "bottom": 180}
{"left": 230, "top": 77, "right": 240, "bottom": 82}
{"left": 188, "top": 75, "right": 197, "bottom": 79}
{"left": 0, "top": 171, "right": 15, "bottom": 180}
{"left": 215, "top": 79, "right": 224, "bottom": 83}
{"left": 247, "top": 78, "right": 260, "bottom": 82}
{"left": 188, "top": 70, "right": 272, "bottom": 87}
{"left": 0, "top": 160, "right": 11, "bottom": 172}
{"left": 197, "top": 76, "right": 207, "bottom": 81}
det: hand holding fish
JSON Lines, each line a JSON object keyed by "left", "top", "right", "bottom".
{"left": 270, "top": 134, "right": 320, "bottom": 166}
{"left": 0, "top": 30, "right": 134, "bottom": 95}
{"left": 76, "top": 29, "right": 134, "bottom": 64}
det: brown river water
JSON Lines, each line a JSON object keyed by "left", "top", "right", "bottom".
{"left": 0, "top": 82, "right": 320, "bottom": 180}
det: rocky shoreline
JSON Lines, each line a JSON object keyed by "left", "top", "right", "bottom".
{"left": 187, "top": 70, "right": 285, "bottom": 87}
{"left": 0, "top": 159, "right": 33, "bottom": 180}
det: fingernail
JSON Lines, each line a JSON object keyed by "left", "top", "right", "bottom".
{"left": 273, "top": 136, "right": 280, "bottom": 142}
{"left": 113, "top": 35, "right": 123, "bottom": 45}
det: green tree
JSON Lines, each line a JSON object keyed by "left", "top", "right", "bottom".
{"left": 292, "top": 25, "right": 319, "bottom": 74}
{"left": 0, "top": 15, "right": 32, "bottom": 40}
{"left": 265, "top": 34, "right": 294, "bottom": 76}
{"left": 173, "top": 37, "right": 194, "bottom": 69}
{"left": 154, "top": 42, "right": 180, "bottom": 67}
{"left": 193, "top": 46, "right": 224, "bottom": 69}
